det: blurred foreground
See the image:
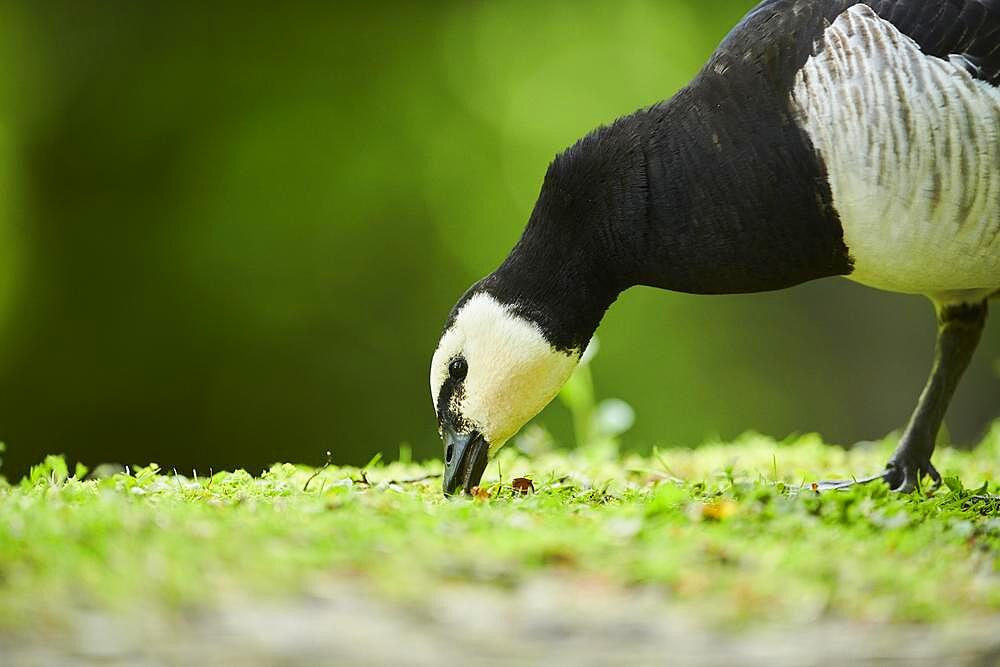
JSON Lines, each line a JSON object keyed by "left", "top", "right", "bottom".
{"left": 3, "top": 428, "right": 1000, "bottom": 665}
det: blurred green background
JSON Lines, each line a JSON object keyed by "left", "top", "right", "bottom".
{"left": 0, "top": 1, "right": 996, "bottom": 479}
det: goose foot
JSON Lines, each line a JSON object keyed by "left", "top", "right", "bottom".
{"left": 815, "top": 456, "right": 940, "bottom": 494}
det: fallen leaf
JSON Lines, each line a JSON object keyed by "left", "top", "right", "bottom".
{"left": 698, "top": 500, "right": 738, "bottom": 521}
{"left": 512, "top": 477, "right": 534, "bottom": 495}
{"left": 471, "top": 485, "right": 490, "bottom": 501}
{"left": 540, "top": 549, "right": 576, "bottom": 567}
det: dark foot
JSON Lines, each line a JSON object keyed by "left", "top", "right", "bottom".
{"left": 883, "top": 455, "right": 941, "bottom": 492}
{"left": 816, "top": 457, "right": 941, "bottom": 493}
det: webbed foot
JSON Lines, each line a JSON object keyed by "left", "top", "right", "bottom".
{"left": 816, "top": 456, "right": 940, "bottom": 493}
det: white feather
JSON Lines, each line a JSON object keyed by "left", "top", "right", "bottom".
{"left": 792, "top": 4, "right": 1000, "bottom": 300}
{"left": 430, "top": 293, "right": 579, "bottom": 451}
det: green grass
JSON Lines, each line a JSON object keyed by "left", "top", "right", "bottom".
{"left": 3, "top": 425, "right": 1000, "bottom": 631}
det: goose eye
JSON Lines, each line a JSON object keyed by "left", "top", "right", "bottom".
{"left": 449, "top": 357, "right": 468, "bottom": 381}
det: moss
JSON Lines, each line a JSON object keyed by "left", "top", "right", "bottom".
{"left": 1, "top": 425, "right": 999, "bottom": 630}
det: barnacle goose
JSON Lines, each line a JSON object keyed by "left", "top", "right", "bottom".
{"left": 431, "top": 0, "right": 1000, "bottom": 495}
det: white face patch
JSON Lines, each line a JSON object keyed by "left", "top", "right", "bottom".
{"left": 430, "top": 293, "right": 580, "bottom": 453}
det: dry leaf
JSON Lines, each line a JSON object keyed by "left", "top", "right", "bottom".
{"left": 512, "top": 477, "right": 534, "bottom": 495}
{"left": 471, "top": 485, "right": 491, "bottom": 501}
{"left": 540, "top": 549, "right": 576, "bottom": 567}
{"left": 699, "top": 500, "right": 738, "bottom": 521}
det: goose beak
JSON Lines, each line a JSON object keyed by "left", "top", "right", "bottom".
{"left": 442, "top": 428, "right": 489, "bottom": 496}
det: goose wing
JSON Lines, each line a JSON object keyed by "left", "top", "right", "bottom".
{"left": 868, "top": 0, "right": 1000, "bottom": 85}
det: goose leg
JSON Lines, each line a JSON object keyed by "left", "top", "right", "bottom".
{"left": 819, "top": 299, "right": 988, "bottom": 493}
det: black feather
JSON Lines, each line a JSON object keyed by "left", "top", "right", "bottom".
{"left": 454, "top": 0, "right": 1000, "bottom": 350}
{"left": 868, "top": 0, "right": 1000, "bottom": 85}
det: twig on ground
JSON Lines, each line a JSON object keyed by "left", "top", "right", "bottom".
{"left": 351, "top": 472, "right": 442, "bottom": 487}
{"left": 390, "top": 473, "right": 442, "bottom": 485}
{"left": 652, "top": 446, "right": 684, "bottom": 482}
{"left": 303, "top": 450, "right": 333, "bottom": 492}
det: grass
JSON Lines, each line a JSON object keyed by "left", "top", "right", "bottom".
{"left": 2, "top": 425, "right": 1000, "bottom": 633}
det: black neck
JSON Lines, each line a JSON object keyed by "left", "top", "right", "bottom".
{"left": 628, "top": 81, "right": 851, "bottom": 295}
{"left": 480, "top": 64, "right": 852, "bottom": 350}
{"left": 479, "top": 116, "right": 650, "bottom": 352}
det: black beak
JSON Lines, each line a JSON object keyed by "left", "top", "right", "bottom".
{"left": 442, "top": 427, "right": 489, "bottom": 496}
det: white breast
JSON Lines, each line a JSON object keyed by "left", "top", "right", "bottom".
{"left": 791, "top": 4, "right": 1000, "bottom": 299}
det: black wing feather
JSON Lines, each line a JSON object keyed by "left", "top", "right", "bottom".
{"left": 867, "top": 0, "right": 1000, "bottom": 85}
{"left": 710, "top": 1, "right": 999, "bottom": 90}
